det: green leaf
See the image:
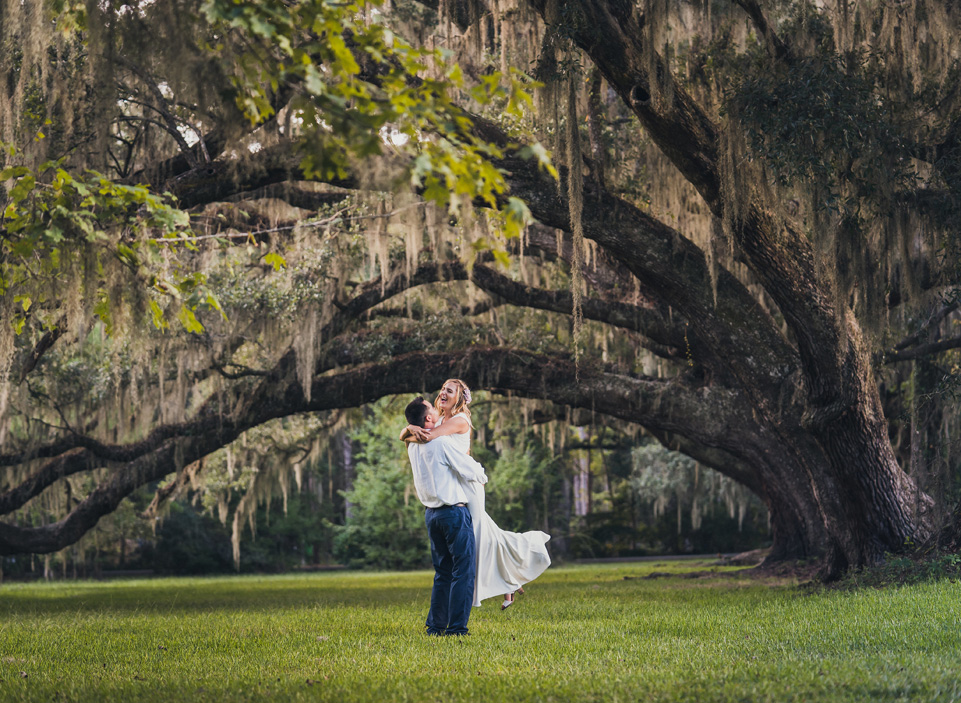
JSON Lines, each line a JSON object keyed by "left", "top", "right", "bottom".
{"left": 503, "top": 197, "right": 532, "bottom": 238}
{"left": 44, "top": 225, "right": 64, "bottom": 244}
{"left": 116, "top": 243, "right": 140, "bottom": 267}
{"left": 518, "top": 143, "right": 558, "bottom": 179}
{"left": 264, "top": 252, "right": 287, "bottom": 271}
{"left": 149, "top": 300, "right": 169, "bottom": 331}
{"left": 206, "top": 293, "right": 228, "bottom": 320}
{"left": 9, "top": 175, "right": 36, "bottom": 203}
{"left": 177, "top": 305, "right": 206, "bottom": 335}
{"left": 0, "top": 166, "right": 30, "bottom": 180}
{"left": 304, "top": 65, "right": 325, "bottom": 95}
{"left": 94, "top": 297, "right": 112, "bottom": 334}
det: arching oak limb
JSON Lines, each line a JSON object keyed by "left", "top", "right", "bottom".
{"left": 0, "top": 346, "right": 748, "bottom": 555}
{"left": 1, "top": 249, "right": 697, "bottom": 520}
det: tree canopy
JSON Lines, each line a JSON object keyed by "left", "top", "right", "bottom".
{"left": 2, "top": 0, "right": 961, "bottom": 579}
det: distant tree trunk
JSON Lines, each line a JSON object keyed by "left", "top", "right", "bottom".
{"left": 912, "top": 359, "right": 948, "bottom": 530}
{"left": 341, "top": 431, "right": 355, "bottom": 523}
{"left": 556, "top": 475, "right": 572, "bottom": 555}
{"left": 93, "top": 534, "right": 101, "bottom": 579}
{"left": 573, "top": 459, "right": 590, "bottom": 517}
{"left": 573, "top": 427, "right": 590, "bottom": 517}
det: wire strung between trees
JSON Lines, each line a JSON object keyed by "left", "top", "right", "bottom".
{"left": 150, "top": 201, "right": 429, "bottom": 244}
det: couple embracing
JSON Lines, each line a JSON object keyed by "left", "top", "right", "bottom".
{"left": 401, "top": 379, "right": 551, "bottom": 636}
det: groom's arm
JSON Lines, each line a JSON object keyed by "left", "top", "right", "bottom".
{"left": 436, "top": 438, "right": 489, "bottom": 485}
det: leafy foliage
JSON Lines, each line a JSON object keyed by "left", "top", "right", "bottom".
{"left": 4, "top": 0, "right": 551, "bottom": 349}
{"left": 722, "top": 13, "right": 911, "bottom": 213}
{"left": 482, "top": 440, "right": 556, "bottom": 531}
{"left": 149, "top": 500, "right": 235, "bottom": 574}
{"left": 334, "top": 399, "right": 430, "bottom": 569}
{"left": 199, "top": 0, "right": 544, "bottom": 232}
{"left": 0, "top": 153, "right": 222, "bottom": 339}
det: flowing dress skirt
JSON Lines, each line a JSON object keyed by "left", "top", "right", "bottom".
{"left": 464, "top": 481, "right": 551, "bottom": 606}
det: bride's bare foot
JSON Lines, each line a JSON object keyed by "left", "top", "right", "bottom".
{"left": 501, "top": 592, "right": 514, "bottom": 610}
{"left": 516, "top": 586, "right": 525, "bottom": 595}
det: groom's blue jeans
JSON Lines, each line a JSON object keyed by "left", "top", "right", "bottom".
{"left": 424, "top": 505, "right": 475, "bottom": 635}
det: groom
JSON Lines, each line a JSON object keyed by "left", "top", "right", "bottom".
{"left": 404, "top": 396, "right": 487, "bottom": 636}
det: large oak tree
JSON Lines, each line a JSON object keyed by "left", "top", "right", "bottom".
{"left": 2, "top": 0, "right": 960, "bottom": 578}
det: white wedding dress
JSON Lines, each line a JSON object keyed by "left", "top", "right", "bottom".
{"left": 439, "top": 414, "right": 552, "bottom": 607}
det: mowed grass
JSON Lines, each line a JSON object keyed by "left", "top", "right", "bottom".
{"left": 1, "top": 561, "right": 960, "bottom": 702}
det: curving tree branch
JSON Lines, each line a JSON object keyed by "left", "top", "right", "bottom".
{"left": 731, "top": 0, "right": 790, "bottom": 61}
{"left": 883, "top": 336, "right": 961, "bottom": 364}
{"left": 0, "top": 345, "right": 754, "bottom": 555}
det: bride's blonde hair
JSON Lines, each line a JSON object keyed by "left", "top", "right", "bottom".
{"left": 437, "top": 378, "right": 473, "bottom": 421}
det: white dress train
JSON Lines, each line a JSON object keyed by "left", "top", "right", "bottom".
{"left": 440, "top": 414, "right": 552, "bottom": 607}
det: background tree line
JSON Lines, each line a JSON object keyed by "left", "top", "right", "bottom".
{"left": 0, "top": 395, "right": 769, "bottom": 578}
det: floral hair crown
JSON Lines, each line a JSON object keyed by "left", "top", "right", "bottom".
{"left": 462, "top": 386, "right": 472, "bottom": 404}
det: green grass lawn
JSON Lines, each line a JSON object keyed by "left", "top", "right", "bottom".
{"left": 0, "top": 560, "right": 959, "bottom": 702}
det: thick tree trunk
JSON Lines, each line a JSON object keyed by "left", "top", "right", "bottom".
{"left": 511, "top": 0, "right": 935, "bottom": 575}
{"left": 806, "top": 387, "right": 930, "bottom": 576}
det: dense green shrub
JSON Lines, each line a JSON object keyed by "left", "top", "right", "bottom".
{"left": 149, "top": 502, "right": 234, "bottom": 575}
{"left": 334, "top": 400, "right": 431, "bottom": 570}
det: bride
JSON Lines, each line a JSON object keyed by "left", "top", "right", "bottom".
{"left": 403, "top": 379, "right": 551, "bottom": 609}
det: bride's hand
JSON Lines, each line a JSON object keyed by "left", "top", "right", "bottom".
{"left": 407, "top": 424, "right": 431, "bottom": 442}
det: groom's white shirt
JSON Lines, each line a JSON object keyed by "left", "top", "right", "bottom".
{"left": 407, "top": 436, "right": 488, "bottom": 508}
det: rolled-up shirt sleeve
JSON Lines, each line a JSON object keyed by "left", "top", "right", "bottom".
{"left": 440, "top": 441, "right": 489, "bottom": 484}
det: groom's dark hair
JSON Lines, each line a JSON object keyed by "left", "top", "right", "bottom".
{"left": 405, "top": 396, "right": 430, "bottom": 427}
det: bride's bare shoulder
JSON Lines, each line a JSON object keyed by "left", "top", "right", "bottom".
{"left": 452, "top": 412, "right": 473, "bottom": 428}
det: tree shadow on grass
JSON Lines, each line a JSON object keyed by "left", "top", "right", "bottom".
{"left": 0, "top": 573, "right": 431, "bottom": 617}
